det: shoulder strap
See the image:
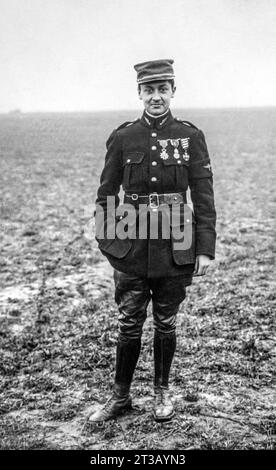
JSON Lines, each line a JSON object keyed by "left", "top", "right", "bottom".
{"left": 175, "top": 117, "right": 198, "bottom": 130}
{"left": 116, "top": 118, "right": 139, "bottom": 131}
{"left": 106, "top": 119, "right": 140, "bottom": 148}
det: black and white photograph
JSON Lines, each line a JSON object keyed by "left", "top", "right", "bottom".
{"left": 0, "top": 0, "right": 275, "bottom": 457}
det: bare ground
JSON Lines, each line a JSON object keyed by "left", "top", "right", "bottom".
{"left": 0, "top": 109, "right": 275, "bottom": 449}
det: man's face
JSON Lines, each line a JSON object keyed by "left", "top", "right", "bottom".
{"left": 138, "top": 80, "right": 175, "bottom": 116}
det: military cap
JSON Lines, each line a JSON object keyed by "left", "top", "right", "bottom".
{"left": 134, "top": 59, "right": 175, "bottom": 84}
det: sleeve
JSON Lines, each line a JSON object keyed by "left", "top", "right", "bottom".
{"left": 188, "top": 129, "right": 217, "bottom": 259}
{"left": 95, "top": 129, "right": 123, "bottom": 214}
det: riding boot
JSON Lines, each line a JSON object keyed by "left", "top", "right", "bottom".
{"left": 89, "top": 336, "right": 141, "bottom": 422}
{"left": 153, "top": 331, "right": 176, "bottom": 421}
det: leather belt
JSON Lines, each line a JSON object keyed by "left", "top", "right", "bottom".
{"left": 124, "top": 192, "right": 185, "bottom": 208}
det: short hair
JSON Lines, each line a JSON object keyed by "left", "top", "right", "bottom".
{"left": 138, "top": 79, "right": 175, "bottom": 92}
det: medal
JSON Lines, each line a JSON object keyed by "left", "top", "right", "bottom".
{"left": 158, "top": 140, "right": 169, "bottom": 160}
{"left": 170, "top": 139, "right": 180, "bottom": 159}
{"left": 180, "top": 138, "right": 190, "bottom": 161}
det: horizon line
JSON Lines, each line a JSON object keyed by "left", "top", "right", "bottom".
{"left": 1, "top": 104, "right": 276, "bottom": 115}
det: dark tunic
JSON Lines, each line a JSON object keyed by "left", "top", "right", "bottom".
{"left": 95, "top": 109, "right": 216, "bottom": 281}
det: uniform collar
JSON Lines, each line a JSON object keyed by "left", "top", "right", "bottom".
{"left": 141, "top": 109, "right": 174, "bottom": 129}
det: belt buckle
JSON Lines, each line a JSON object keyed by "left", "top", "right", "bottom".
{"left": 149, "top": 192, "right": 159, "bottom": 209}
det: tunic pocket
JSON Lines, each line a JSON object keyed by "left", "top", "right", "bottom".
{"left": 97, "top": 237, "right": 132, "bottom": 259}
{"left": 162, "top": 158, "right": 189, "bottom": 190}
{"left": 122, "top": 152, "right": 145, "bottom": 189}
{"left": 170, "top": 209, "right": 196, "bottom": 265}
{"left": 96, "top": 212, "right": 136, "bottom": 259}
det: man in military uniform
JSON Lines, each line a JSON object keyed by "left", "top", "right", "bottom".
{"left": 89, "top": 59, "right": 216, "bottom": 422}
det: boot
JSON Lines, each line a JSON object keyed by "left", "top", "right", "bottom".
{"left": 114, "top": 336, "right": 141, "bottom": 390}
{"left": 88, "top": 383, "right": 132, "bottom": 422}
{"left": 153, "top": 332, "right": 176, "bottom": 422}
{"left": 154, "top": 386, "right": 175, "bottom": 422}
{"left": 89, "top": 336, "right": 141, "bottom": 423}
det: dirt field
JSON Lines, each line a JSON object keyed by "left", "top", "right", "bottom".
{"left": 0, "top": 108, "right": 275, "bottom": 449}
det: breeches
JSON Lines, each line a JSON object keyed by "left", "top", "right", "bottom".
{"left": 113, "top": 269, "right": 187, "bottom": 340}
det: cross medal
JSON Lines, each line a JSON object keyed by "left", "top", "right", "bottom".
{"left": 170, "top": 139, "right": 180, "bottom": 159}
{"left": 159, "top": 140, "right": 169, "bottom": 160}
{"left": 180, "top": 138, "right": 190, "bottom": 161}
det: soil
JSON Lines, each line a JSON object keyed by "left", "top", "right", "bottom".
{"left": 0, "top": 109, "right": 275, "bottom": 449}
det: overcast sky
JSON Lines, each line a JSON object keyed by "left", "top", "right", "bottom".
{"left": 0, "top": 0, "right": 275, "bottom": 112}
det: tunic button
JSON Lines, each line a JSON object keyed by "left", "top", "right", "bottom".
{"left": 152, "top": 132, "right": 157, "bottom": 137}
{"left": 151, "top": 145, "right": 157, "bottom": 150}
{"left": 177, "top": 160, "right": 181, "bottom": 164}
{"left": 127, "top": 159, "right": 131, "bottom": 163}
{"left": 151, "top": 177, "right": 157, "bottom": 182}
{"left": 152, "top": 161, "right": 157, "bottom": 166}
